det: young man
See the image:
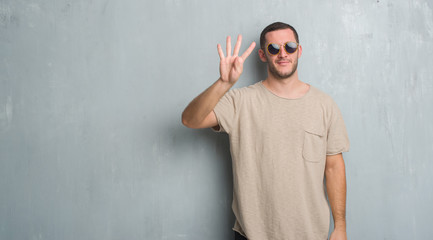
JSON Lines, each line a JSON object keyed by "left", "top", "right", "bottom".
{"left": 182, "top": 22, "right": 350, "bottom": 240}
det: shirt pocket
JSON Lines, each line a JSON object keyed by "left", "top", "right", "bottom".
{"left": 302, "top": 128, "right": 326, "bottom": 163}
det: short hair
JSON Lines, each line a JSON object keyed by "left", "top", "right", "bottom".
{"left": 260, "top": 22, "right": 299, "bottom": 49}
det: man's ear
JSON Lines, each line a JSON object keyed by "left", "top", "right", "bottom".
{"left": 297, "top": 45, "right": 302, "bottom": 58}
{"left": 258, "top": 49, "right": 268, "bottom": 62}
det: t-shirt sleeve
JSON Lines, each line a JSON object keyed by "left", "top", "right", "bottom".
{"left": 212, "top": 89, "right": 239, "bottom": 134}
{"left": 326, "top": 101, "right": 350, "bottom": 155}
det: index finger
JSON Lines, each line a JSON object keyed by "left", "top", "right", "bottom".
{"left": 240, "top": 42, "right": 256, "bottom": 60}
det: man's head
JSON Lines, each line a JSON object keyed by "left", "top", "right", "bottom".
{"left": 260, "top": 22, "right": 299, "bottom": 50}
{"left": 259, "top": 22, "right": 302, "bottom": 80}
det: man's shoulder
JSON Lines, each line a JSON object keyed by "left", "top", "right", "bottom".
{"left": 226, "top": 81, "right": 263, "bottom": 97}
{"left": 308, "top": 85, "right": 337, "bottom": 105}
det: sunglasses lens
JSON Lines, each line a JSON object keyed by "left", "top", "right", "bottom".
{"left": 268, "top": 43, "right": 280, "bottom": 55}
{"left": 285, "top": 42, "right": 298, "bottom": 53}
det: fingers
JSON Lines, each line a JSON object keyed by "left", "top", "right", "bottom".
{"left": 217, "top": 35, "right": 255, "bottom": 60}
{"left": 233, "top": 35, "right": 242, "bottom": 56}
{"left": 226, "top": 36, "right": 231, "bottom": 57}
{"left": 240, "top": 41, "right": 256, "bottom": 60}
{"left": 217, "top": 44, "right": 224, "bottom": 59}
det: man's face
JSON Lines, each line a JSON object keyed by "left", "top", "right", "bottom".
{"left": 259, "top": 29, "right": 302, "bottom": 80}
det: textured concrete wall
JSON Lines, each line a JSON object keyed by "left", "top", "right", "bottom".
{"left": 1, "top": 0, "right": 432, "bottom": 239}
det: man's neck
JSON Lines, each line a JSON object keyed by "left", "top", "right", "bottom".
{"left": 262, "top": 72, "right": 310, "bottom": 99}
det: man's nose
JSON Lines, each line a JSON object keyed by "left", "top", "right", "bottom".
{"left": 278, "top": 47, "right": 288, "bottom": 58}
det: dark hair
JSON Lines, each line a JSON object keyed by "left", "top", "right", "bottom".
{"left": 260, "top": 22, "right": 299, "bottom": 49}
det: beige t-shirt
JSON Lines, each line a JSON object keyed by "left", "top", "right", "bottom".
{"left": 213, "top": 81, "right": 350, "bottom": 240}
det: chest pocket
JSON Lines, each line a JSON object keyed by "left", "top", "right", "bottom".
{"left": 303, "top": 128, "right": 326, "bottom": 163}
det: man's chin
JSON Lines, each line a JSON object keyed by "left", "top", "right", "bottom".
{"left": 269, "top": 63, "right": 298, "bottom": 80}
{"left": 271, "top": 70, "right": 296, "bottom": 80}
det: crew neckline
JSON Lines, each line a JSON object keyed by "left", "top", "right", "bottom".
{"left": 258, "top": 81, "right": 312, "bottom": 101}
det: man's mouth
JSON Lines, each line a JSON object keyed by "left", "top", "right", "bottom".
{"left": 276, "top": 60, "right": 291, "bottom": 65}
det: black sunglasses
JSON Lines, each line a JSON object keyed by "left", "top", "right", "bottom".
{"left": 266, "top": 42, "right": 299, "bottom": 55}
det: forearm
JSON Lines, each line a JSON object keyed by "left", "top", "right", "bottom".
{"left": 181, "top": 78, "right": 233, "bottom": 128}
{"left": 325, "top": 155, "right": 347, "bottom": 232}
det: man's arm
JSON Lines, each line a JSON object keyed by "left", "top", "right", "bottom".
{"left": 181, "top": 35, "right": 255, "bottom": 129}
{"left": 325, "top": 153, "right": 348, "bottom": 240}
{"left": 181, "top": 78, "right": 232, "bottom": 129}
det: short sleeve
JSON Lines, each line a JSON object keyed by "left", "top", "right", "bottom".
{"left": 212, "top": 89, "right": 239, "bottom": 134}
{"left": 326, "top": 101, "right": 350, "bottom": 155}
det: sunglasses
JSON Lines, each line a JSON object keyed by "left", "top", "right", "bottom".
{"left": 266, "top": 42, "right": 299, "bottom": 55}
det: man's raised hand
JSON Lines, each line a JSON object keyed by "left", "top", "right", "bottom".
{"left": 217, "top": 35, "right": 256, "bottom": 84}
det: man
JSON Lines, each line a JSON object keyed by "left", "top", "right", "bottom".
{"left": 182, "top": 22, "right": 350, "bottom": 240}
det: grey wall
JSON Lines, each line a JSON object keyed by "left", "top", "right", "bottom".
{"left": 1, "top": 0, "right": 432, "bottom": 239}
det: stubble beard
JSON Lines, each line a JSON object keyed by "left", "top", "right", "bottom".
{"left": 268, "top": 57, "right": 299, "bottom": 80}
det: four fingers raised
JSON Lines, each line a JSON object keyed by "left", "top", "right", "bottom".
{"left": 217, "top": 34, "right": 256, "bottom": 61}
